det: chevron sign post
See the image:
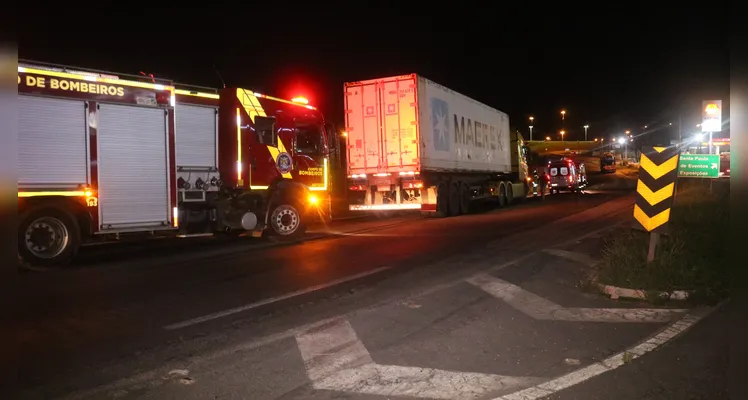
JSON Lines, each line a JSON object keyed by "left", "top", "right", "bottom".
{"left": 632, "top": 146, "right": 680, "bottom": 263}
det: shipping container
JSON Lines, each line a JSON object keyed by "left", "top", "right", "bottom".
{"left": 344, "top": 74, "right": 537, "bottom": 216}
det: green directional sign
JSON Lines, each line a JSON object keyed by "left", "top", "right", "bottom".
{"left": 677, "top": 154, "right": 720, "bottom": 178}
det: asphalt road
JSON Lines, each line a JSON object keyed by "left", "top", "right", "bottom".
{"left": 546, "top": 302, "right": 728, "bottom": 400}
{"left": 10, "top": 171, "right": 717, "bottom": 400}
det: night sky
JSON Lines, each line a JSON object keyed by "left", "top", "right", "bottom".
{"left": 16, "top": 7, "right": 729, "bottom": 145}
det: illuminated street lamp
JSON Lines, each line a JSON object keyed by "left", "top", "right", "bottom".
{"left": 545, "top": 136, "right": 551, "bottom": 141}
{"left": 529, "top": 117, "right": 534, "bottom": 140}
{"left": 560, "top": 110, "right": 566, "bottom": 121}
{"left": 583, "top": 125, "right": 589, "bottom": 140}
{"left": 594, "top": 138, "right": 598, "bottom": 142}
{"left": 625, "top": 130, "right": 630, "bottom": 135}
{"left": 619, "top": 137, "right": 628, "bottom": 160}
{"left": 560, "top": 130, "right": 566, "bottom": 142}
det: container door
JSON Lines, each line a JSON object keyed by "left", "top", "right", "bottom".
{"left": 381, "top": 76, "right": 418, "bottom": 171}
{"left": 18, "top": 96, "right": 88, "bottom": 187}
{"left": 344, "top": 81, "right": 382, "bottom": 174}
{"left": 97, "top": 104, "right": 170, "bottom": 230}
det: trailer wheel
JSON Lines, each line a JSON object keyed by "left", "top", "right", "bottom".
{"left": 436, "top": 182, "right": 449, "bottom": 217}
{"left": 448, "top": 182, "right": 461, "bottom": 216}
{"left": 498, "top": 182, "right": 507, "bottom": 208}
{"left": 506, "top": 183, "right": 514, "bottom": 205}
{"left": 459, "top": 182, "right": 471, "bottom": 214}
{"left": 268, "top": 202, "right": 306, "bottom": 238}
{"left": 19, "top": 206, "right": 81, "bottom": 267}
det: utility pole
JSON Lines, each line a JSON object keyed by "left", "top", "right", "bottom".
{"left": 678, "top": 114, "right": 682, "bottom": 143}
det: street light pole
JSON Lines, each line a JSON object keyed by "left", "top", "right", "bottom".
{"left": 529, "top": 125, "right": 534, "bottom": 140}
{"left": 583, "top": 125, "right": 589, "bottom": 141}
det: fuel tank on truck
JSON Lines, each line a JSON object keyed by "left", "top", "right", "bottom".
{"left": 344, "top": 74, "right": 512, "bottom": 177}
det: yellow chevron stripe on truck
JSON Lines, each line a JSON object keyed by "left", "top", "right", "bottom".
{"left": 236, "top": 88, "right": 291, "bottom": 179}
{"left": 236, "top": 88, "right": 267, "bottom": 122}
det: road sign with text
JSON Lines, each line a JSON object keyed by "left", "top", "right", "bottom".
{"left": 633, "top": 146, "right": 680, "bottom": 234}
{"left": 677, "top": 154, "right": 720, "bottom": 179}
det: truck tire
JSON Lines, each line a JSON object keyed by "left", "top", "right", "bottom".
{"left": 498, "top": 182, "right": 507, "bottom": 208}
{"left": 448, "top": 182, "right": 461, "bottom": 216}
{"left": 436, "top": 182, "right": 449, "bottom": 217}
{"left": 268, "top": 202, "right": 306, "bottom": 238}
{"left": 506, "top": 183, "right": 514, "bottom": 205}
{"left": 19, "top": 206, "right": 81, "bottom": 267}
{"left": 459, "top": 182, "right": 471, "bottom": 215}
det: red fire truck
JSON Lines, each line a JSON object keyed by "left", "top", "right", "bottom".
{"left": 18, "top": 61, "right": 335, "bottom": 266}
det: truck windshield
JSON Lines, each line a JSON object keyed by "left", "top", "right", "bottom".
{"left": 295, "top": 124, "right": 325, "bottom": 155}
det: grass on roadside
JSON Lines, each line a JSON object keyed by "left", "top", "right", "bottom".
{"left": 597, "top": 181, "right": 729, "bottom": 304}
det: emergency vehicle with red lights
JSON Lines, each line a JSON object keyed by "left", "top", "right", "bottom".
{"left": 17, "top": 61, "right": 334, "bottom": 266}
{"left": 344, "top": 74, "right": 533, "bottom": 216}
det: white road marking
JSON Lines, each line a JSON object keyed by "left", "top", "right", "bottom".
{"left": 491, "top": 307, "right": 716, "bottom": 400}
{"left": 296, "top": 319, "right": 543, "bottom": 399}
{"left": 542, "top": 249, "right": 598, "bottom": 268}
{"left": 467, "top": 274, "right": 687, "bottom": 323}
{"left": 164, "top": 266, "right": 392, "bottom": 330}
{"left": 63, "top": 221, "right": 634, "bottom": 399}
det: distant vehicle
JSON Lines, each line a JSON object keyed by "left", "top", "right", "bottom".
{"left": 600, "top": 152, "right": 616, "bottom": 173}
{"left": 720, "top": 152, "right": 730, "bottom": 176}
{"left": 343, "top": 74, "right": 533, "bottom": 216}
{"left": 547, "top": 158, "right": 586, "bottom": 194}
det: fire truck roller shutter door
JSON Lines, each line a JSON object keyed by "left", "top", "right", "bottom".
{"left": 97, "top": 103, "right": 170, "bottom": 229}
{"left": 175, "top": 104, "right": 217, "bottom": 168}
{"left": 18, "top": 96, "right": 88, "bottom": 186}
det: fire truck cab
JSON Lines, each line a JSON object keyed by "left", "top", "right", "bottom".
{"left": 175, "top": 86, "right": 334, "bottom": 238}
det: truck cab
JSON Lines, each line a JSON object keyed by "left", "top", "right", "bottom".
{"left": 213, "top": 89, "right": 334, "bottom": 237}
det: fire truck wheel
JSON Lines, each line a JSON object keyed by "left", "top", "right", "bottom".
{"left": 268, "top": 203, "right": 306, "bottom": 238}
{"left": 506, "top": 183, "right": 514, "bottom": 205}
{"left": 19, "top": 206, "right": 81, "bottom": 267}
{"left": 458, "top": 182, "right": 471, "bottom": 215}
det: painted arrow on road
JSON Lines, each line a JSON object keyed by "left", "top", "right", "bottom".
{"left": 466, "top": 274, "right": 687, "bottom": 323}
{"left": 296, "top": 319, "right": 543, "bottom": 399}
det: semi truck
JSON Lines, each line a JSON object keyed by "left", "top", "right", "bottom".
{"left": 343, "top": 74, "right": 532, "bottom": 216}
{"left": 17, "top": 61, "right": 336, "bottom": 267}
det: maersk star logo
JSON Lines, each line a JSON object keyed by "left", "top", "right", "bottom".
{"left": 431, "top": 97, "right": 450, "bottom": 151}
